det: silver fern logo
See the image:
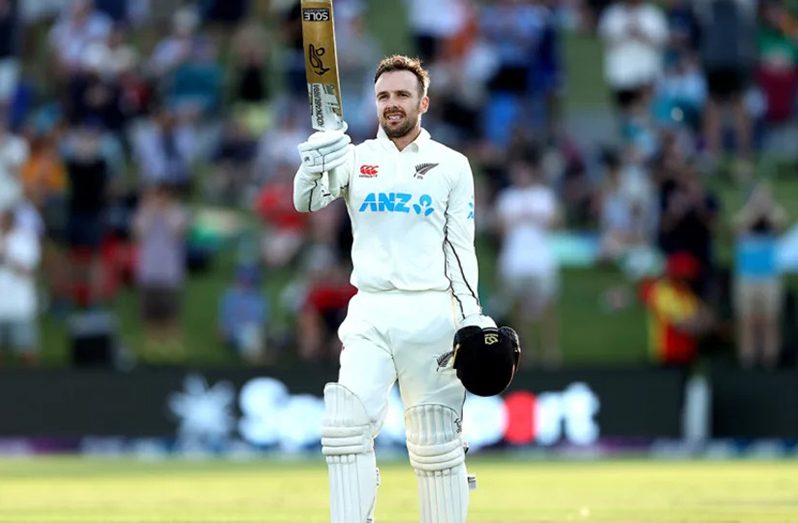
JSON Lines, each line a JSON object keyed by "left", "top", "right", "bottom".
{"left": 413, "top": 163, "right": 439, "bottom": 179}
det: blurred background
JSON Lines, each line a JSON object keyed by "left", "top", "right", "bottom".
{"left": 0, "top": 0, "right": 797, "bottom": 455}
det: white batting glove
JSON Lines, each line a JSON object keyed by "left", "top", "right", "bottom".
{"left": 297, "top": 124, "right": 352, "bottom": 175}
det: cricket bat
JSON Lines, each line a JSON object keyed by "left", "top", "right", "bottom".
{"left": 301, "top": 0, "right": 344, "bottom": 131}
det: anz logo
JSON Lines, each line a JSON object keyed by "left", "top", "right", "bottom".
{"left": 358, "top": 193, "right": 435, "bottom": 216}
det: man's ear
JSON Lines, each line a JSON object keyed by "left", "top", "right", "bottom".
{"left": 419, "top": 95, "right": 429, "bottom": 115}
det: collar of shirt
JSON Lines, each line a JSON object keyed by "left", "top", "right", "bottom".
{"left": 376, "top": 126, "right": 431, "bottom": 153}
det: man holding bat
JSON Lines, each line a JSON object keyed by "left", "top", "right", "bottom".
{"left": 294, "top": 8, "right": 520, "bottom": 522}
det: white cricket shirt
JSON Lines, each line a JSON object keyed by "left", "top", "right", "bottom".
{"left": 294, "top": 127, "right": 483, "bottom": 321}
{"left": 598, "top": 3, "right": 668, "bottom": 89}
{"left": 496, "top": 184, "right": 558, "bottom": 278}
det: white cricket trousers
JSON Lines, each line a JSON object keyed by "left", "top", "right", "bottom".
{"left": 337, "top": 289, "right": 466, "bottom": 426}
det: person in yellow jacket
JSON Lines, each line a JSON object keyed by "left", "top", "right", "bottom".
{"left": 640, "top": 252, "right": 714, "bottom": 365}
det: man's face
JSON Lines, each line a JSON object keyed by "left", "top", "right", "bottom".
{"left": 374, "top": 70, "right": 429, "bottom": 140}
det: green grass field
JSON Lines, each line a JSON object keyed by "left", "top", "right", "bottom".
{"left": 1, "top": 457, "right": 797, "bottom": 522}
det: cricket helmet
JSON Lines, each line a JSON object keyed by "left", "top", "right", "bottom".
{"left": 452, "top": 326, "right": 521, "bottom": 397}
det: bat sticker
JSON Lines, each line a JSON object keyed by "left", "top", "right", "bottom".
{"left": 302, "top": 7, "right": 330, "bottom": 22}
{"left": 308, "top": 44, "right": 330, "bottom": 76}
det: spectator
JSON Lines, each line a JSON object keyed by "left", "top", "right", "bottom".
{"left": 694, "top": 0, "right": 757, "bottom": 178}
{"left": 426, "top": 29, "right": 496, "bottom": 147}
{"left": 230, "top": 15, "right": 269, "bottom": 105}
{"left": 104, "top": 23, "right": 151, "bottom": 124}
{"left": 657, "top": 159, "right": 719, "bottom": 296}
{"left": 105, "top": 23, "right": 140, "bottom": 79}
{"left": 657, "top": 0, "right": 703, "bottom": 132}
{"left": 295, "top": 246, "right": 356, "bottom": 364}
{"left": 597, "top": 148, "right": 656, "bottom": 265}
{"left": 558, "top": 149, "right": 595, "bottom": 230}
{"left": 229, "top": 15, "right": 271, "bottom": 134}
{"left": 663, "top": 0, "right": 700, "bottom": 56}
{"left": 218, "top": 263, "right": 270, "bottom": 364}
{"left": 21, "top": 124, "right": 70, "bottom": 314}
{"left": 640, "top": 251, "right": 713, "bottom": 367}
{"left": 148, "top": 5, "right": 221, "bottom": 116}
{"left": 494, "top": 149, "right": 562, "bottom": 368}
{"left": 533, "top": 1, "right": 566, "bottom": 142}
{"left": 403, "top": 0, "right": 470, "bottom": 62}
{"left": 132, "top": 182, "right": 189, "bottom": 360}
{"left": 63, "top": 121, "right": 111, "bottom": 307}
{"left": 755, "top": 0, "right": 798, "bottom": 126}
{"left": 480, "top": 0, "right": 551, "bottom": 146}
{"left": 0, "top": 179, "right": 40, "bottom": 366}
{"left": 148, "top": 5, "right": 201, "bottom": 77}
{"left": 276, "top": 1, "right": 306, "bottom": 102}
{"left": 598, "top": 0, "right": 668, "bottom": 119}
{"left": 653, "top": 49, "right": 706, "bottom": 132}
{"left": 0, "top": 111, "right": 43, "bottom": 249}
{"left": 65, "top": 42, "right": 126, "bottom": 134}
{"left": 48, "top": 0, "right": 112, "bottom": 77}
{"left": 130, "top": 105, "right": 197, "bottom": 192}
{"left": 255, "top": 161, "right": 309, "bottom": 269}
{"left": 21, "top": 128, "right": 67, "bottom": 232}
{"left": 732, "top": 181, "right": 789, "bottom": 368}
{"left": 209, "top": 116, "right": 257, "bottom": 205}
{"left": 480, "top": 0, "right": 543, "bottom": 94}
{"left": 255, "top": 105, "right": 309, "bottom": 172}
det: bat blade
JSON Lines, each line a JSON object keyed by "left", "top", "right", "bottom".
{"left": 301, "top": 0, "right": 344, "bottom": 131}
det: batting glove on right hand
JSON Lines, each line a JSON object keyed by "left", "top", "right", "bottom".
{"left": 297, "top": 124, "right": 352, "bottom": 175}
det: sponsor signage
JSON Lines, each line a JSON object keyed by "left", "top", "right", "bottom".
{"left": 0, "top": 368, "right": 686, "bottom": 448}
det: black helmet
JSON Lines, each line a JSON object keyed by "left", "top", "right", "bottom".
{"left": 451, "top": 326, "right": 521, "bottom": 397}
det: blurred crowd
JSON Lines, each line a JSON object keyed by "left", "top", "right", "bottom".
{"left": 0, "top": 0, "right": 795, "bottom": 370}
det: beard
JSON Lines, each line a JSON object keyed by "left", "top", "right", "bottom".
{"left": 379, "top": 110, "right": 419, "bottom": 139}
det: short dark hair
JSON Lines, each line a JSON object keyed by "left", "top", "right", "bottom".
{"left": 374, "top": 55, "right": 430, "bottom": 98}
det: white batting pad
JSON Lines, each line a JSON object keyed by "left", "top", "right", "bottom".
{"left": 405, "top": 404, "right": 469, "bottom": 523}
{"left": 321, "top": 383, "right": 379, "bottom": 523}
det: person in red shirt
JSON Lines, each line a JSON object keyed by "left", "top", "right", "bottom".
{"left": 296, "top": 253, "right": 356, "bottom": 363}
{"left": 256, "top": 162, "right": 308, "bottom": 269}
{"left": 640, "top": 252, "right": 714, "bottom": 366}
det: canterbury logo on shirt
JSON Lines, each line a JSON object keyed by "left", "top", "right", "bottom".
{"left": 414, "top": 163, "right": 439, "bottom": 179}
{"left": 359, "top": 164, "right": 379, "bottom": 177}
{"left": 358, "top": 192, "right": 435, "bottom": 216}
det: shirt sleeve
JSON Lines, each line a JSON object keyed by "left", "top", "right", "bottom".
{"left": 443, "top": 155, "right": 483, "bottom": 321}
{"left": 292, "top": 150, "right": 353, "bottom": 213}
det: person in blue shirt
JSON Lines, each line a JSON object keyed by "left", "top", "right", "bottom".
{"left": 218, "top": 263, "right": 269, "bottom": 364}
{"left": 733, "top": 181, "right": 789, "bottom": 368}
